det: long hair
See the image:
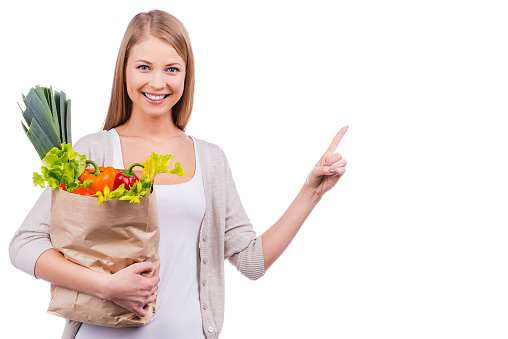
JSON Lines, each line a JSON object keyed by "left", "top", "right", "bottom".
{"left": 103, "top": 10, "right": 195, "bottom": 131}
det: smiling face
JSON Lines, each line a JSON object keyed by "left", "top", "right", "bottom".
{"left": 125, "top": 35, "right": 186, "bottom": 121}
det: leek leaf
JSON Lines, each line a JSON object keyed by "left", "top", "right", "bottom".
{"left": 26, "top": 118, "right": 59, "bottom": 159}
{"left": 60, "top": 91, "right": 68, "bottom": 144}
{"left": 24, "top": 89, "right": 55, "bottom": 135}
{"left": 66, "top": 99, "right": 72, "bottom": 145}
{"left": 20, "top": 85, "right": 73, "bottom": 159}
{"left": 22, "top": 99, "right": 61, "bottom": 148}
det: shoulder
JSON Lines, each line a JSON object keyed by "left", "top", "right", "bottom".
{"left": 192, "top": 136, "right": 232, "bottom": 179}
{"left": 192, "top": 136, "right": 227, "bottom": 161}
{"left": 73, "top": 130, "right": 110, "bottom": 153}
{"left": 73, "top": 130, "right": 114, "bottom": 166}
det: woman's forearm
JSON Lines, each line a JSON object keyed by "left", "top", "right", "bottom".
{"left": 261, "top": 127, "right": 348, "bottom": 271}
{"left": 35, "top": 249, "right": 110, "bottom": 299}
{"left": 35, "top": 248, "right": 159, "bottom": 317}
{"left": 261, "top": 184, "right": 322, "bottom": 271}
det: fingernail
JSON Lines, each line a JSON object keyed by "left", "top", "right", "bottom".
{"left": 329, "top": 168, "right": 337, "bottom": 173}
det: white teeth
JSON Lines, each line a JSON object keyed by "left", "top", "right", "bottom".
{"left": 145, "top": 93, "right": 166, "bottom": 101}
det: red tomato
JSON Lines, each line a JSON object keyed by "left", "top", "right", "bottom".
{"left": 71, "top": 187, "right": 96, "bottom": 196}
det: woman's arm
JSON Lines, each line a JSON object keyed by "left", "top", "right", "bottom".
{"left": 35, "top": 249, "right": 159, "bottom": 317}
{"left": 261, "top": 126, "right": 348, "bottom": 271}
{"left": 261, "top": 184, "right": 321, "bottom": 271}
{"left": 10, "top": 178, "right": 159, "bottom": 318}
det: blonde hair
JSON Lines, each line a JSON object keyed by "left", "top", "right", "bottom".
{"left": 103, "top": 10, "right": 195, "bottom": 131}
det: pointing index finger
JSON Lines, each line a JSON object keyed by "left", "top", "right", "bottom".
{"left": 326, "top": 126, "right": 349, "bottom": 154}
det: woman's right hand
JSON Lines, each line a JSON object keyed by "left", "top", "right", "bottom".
{"left": 35, "top": 249, "right": 160, "bottom": 318}
{"left": 102, "top": 262, "right": 160, "bottom": 317}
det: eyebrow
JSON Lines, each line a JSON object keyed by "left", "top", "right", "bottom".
{"left": 135, "top": 59, "right": 183, "bottom": 67}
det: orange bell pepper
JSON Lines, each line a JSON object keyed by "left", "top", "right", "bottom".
{"left": 79, "top": 160, "right": 119, "bottom": 194}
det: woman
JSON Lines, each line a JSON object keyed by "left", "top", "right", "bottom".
{"left": 9, "top": 9, "right": 348, "bottom": 339}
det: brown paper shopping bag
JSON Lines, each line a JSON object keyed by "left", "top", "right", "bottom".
{"left": 47, "top": 188, "right": 160, "bottom": 327}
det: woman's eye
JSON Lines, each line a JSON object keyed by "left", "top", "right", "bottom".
{"left": 167, "top": 67, "right": 179, "bottom": 73}
{"left": 137, "top": 65, "right": 150, "bottom": 71}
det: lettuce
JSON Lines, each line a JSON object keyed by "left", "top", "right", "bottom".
{"left": 33, "top": 143, "right": 86, "bottom": 190}
{"left": 140, "top": 152, "right": 186, "bottom": 191}
{"left": 94, "top": 182, "right": 147, "bottom": 206}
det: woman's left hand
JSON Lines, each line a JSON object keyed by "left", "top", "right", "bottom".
{"left": 305, "top": 126, "right": 348, "bottom": 197}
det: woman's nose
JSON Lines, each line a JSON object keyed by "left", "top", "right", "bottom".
{"left": 149, "top": 72, "right": 165, "bottom": 90}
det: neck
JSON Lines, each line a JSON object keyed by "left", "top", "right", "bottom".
{"left": 116, "top": 110, "right": 186, "bottom": 141}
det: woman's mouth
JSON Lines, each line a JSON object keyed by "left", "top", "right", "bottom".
{"left": 143, "top": 92, "right": 169, "bottom": 102}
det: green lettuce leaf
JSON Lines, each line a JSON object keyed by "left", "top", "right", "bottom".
{"left": 140, "top": 152, "right": 186, "bottom": 191}
{"left": 170, "top": 162, "right": 186, "bottom": 176}
{"left": 141, "top": 153, "right": 173, "bottom": 181}
{"left": 94, "top": 182, "right": 147, "bottom": 206}
{"left": 33, "top": 143, "right": 86, "bottom": 189}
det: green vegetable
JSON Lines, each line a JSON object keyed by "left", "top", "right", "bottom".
{"left": 33, "top": 143, "right": 87, "bottom": 191}
{"left": 96, "top": 152, "right": 186, "bottom": 206}
{"left": 95, "top": 182, "right": 147, "bottom": 205}
{"left": 33, "top": 144, "right": 186, "bottom": 206}
{"left": 140, "top": 152, "right": 186, "bottom": 191}
{"left": 20, "top": 86, "right": 72, "bottom": 159}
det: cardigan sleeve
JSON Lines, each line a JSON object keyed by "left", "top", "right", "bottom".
{"left": 8, "top": 131, "right": 111, "bottom": 278}
{"left": 221, "top": 149, "right": 265, "bottom": 280}
{"left": 9, "top": 188, "right": 54, "bottom": 277}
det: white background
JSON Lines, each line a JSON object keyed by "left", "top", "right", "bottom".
{"left": 1, "top": 0, "right": 507, "bottom": 338}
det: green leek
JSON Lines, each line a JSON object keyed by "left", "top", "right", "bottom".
{"left": 20, "top": 85, "right": 72, "bottom": 159}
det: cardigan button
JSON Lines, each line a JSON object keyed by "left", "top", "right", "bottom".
{"left": 208, "top": 327, "right": 214, "bottom": 332}
{"left": 202, "top": 234, "right": 208, "bottom": 242}
{"left": 203, "top": 258, "right": 208, "bottom": 264}
{"left": 203, "top": 304, "right": 208, "bottom": 310}
{"left": 202, "top": 280, "right": 207, "bottom": 286}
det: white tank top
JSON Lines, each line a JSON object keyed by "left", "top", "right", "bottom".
{"left": 76, "top": 129, "right": 206, "bottom": 339}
